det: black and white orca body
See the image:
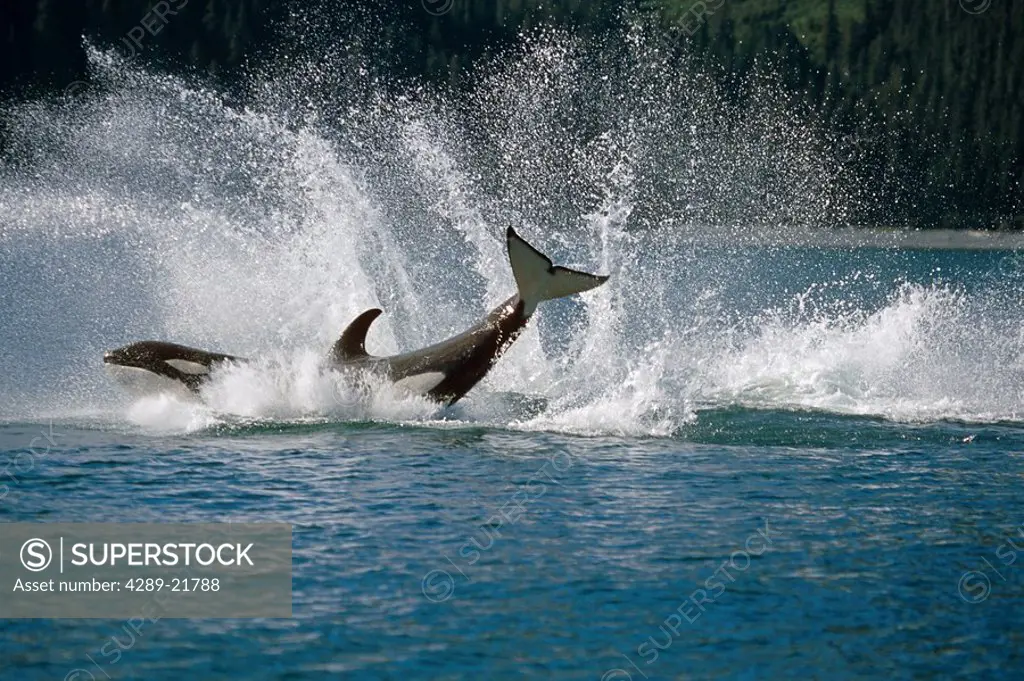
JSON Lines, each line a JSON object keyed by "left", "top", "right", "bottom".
{"left": 103, "top": 341, "right": 243, "bottom": 398}
{"left": 103, "top": 228, "right": 608, "bottom": 406}
{"left": 331, "top": 228, "right": 608, "bottom": 405}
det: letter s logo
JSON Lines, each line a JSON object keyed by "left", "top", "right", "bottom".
{"left": 20, "top": 538, "right": 52, "bottom": 572}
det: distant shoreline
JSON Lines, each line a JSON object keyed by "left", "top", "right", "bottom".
{"left": 684, "top": 228, "right": 1024, "bottom": 251}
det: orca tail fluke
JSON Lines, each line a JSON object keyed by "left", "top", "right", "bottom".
{"left": 506, "top": 226, "right": 608, "bottom": 316}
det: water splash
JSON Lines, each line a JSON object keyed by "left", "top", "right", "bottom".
{"left": 0, "top": 24, "right": 1020, "bottom": 433}
{"left": 706, "top": 282, "right": 1024, "bottom": 423}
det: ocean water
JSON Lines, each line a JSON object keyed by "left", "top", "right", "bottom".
{"left": 2, "top": 24, "right": 1024, "bottom": 680}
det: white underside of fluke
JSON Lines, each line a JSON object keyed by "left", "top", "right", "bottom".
{"left": 507, "top": 228, "right": 607, "bottom": 316}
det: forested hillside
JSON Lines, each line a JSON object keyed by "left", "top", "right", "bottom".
{"left": 1, "top": 0, "right": 1020, "bottom": 228}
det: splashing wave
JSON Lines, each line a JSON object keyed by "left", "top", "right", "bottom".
{"left": 1, "top": 24, "right": 1020, "bottom": 434}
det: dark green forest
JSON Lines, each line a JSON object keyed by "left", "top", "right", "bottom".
{"left": 1, "top": 0, "right": 1021, "bottom": 229}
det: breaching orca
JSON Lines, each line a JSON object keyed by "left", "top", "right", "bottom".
{"left": 103, "top": 341, "right": 243, "bottom": 398}
{"left": 103, "top": 227, "right": 608, "bottom": 405}
{"left": 332, "top": 227, "right": 608, "bottom": 405}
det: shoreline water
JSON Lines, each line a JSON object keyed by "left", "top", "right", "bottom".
{"left": 683, "top": 227, "right": 1024, "bottom": 250}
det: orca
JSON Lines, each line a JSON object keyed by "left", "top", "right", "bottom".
{"left": 332, "top": 227, "right": 608, "bottom": 405}
{"left": 103, "top": 227, "right": 608, "bottom": 406}
{"left": 103, "top": 341, "right": 244, "bottom": 398}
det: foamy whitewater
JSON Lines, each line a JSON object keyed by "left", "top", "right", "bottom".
{"left": 1, "top": 25, "right": 1021, "bottom": 432}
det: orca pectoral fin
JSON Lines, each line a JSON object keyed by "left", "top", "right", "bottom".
{"left": 333, "top": 308, "right": 383, "bottom": 362}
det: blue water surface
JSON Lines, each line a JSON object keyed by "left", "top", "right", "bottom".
{"left": 2, "top": 246, "right": 1024, "bottom": 679}
{"left": 2, "top": 403, "right": 1023, "bottom": 680}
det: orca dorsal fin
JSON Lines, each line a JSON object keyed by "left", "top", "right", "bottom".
{"left": 333, "top": 308, "right": 383, "bottom": 362}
